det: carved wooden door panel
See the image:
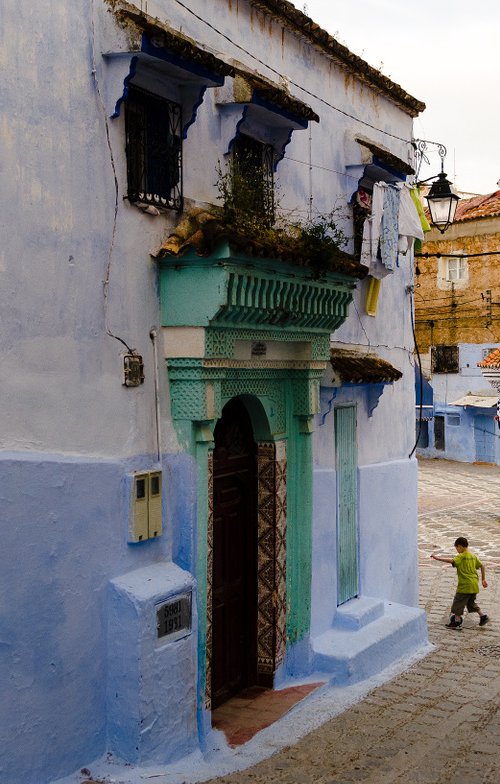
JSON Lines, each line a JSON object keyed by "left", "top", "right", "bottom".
{"left": 212, "top": 399, "right": 257, "bottom": 708}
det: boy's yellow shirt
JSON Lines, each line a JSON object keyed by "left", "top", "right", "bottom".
{"left": 452, "top": 550, "right": 482, "bottom": 593}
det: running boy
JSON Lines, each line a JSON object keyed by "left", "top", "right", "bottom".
{"left": 430, "top": 537, "right": 489, "bottom": 629}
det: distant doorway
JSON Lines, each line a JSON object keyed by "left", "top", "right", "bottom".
{"left": 335, "top": 406, "right": 359, "bottom": 606}
{"left": 211, "top": 398, "right": 258, "bottom": 708}
{"left": 434, "top": 415, "right": 445, "bottom": 451}
{"left": 474, "top": 415, "right": 495, "bottom": 463}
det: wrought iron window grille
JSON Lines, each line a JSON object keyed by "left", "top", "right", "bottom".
{"left": 231, "top": 134, "right": 275, "bottom": 223}
{"left": 125, "top": 85, "right": 183, "bottom": 211}
{"left": 431, "top": 345, "right": 459, "bottom": 374}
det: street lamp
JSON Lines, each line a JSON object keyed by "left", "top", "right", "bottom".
{"left": 413, "top": 140, "right": 460, "bottom": 233}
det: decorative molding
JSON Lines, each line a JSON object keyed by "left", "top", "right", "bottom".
{"left": 205, "top": 328, "right": 330, "bottom": 361}
{"left": 212, "top": 268, "right": 354, "bottom": 331}
{"left": 167, "top": 359, "right": 324, "bottom": 425}
{"left": 203, "top": 358, "right": 325, "bottom": 370}
{"left": 205, "top": 451, "right": 214, "bottom": 711}
{"left": 256, "top": 442, "right": 287, "bottom": 675}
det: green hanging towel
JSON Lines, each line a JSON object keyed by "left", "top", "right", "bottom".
{"left": 410, "top": 187, "right": 431, "bottom": 232}
{"left": 410, "top": 187, "right": 431, "bottom": 253}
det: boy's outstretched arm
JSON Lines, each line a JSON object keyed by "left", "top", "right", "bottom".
{"left": 480, "top": 563, "right": 488, "bottom": 588}
{"left": 430, "top": 553, "right": 455, "bottom": 564}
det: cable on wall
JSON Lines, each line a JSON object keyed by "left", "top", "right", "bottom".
{"left": 408, "top": 288, "right": 424, "bottom": 459}
{"left": 90, "top": 0, "right": 136, "bottom": 355}
{"left": 171, "top": 0, "right": 416, "bottom": 147}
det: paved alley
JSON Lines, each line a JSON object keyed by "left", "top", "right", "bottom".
{"left": 68, "top": 458, "right": 500, "bottom": 784}
{"left": 204, "top": 458, "right": 500, "bottom": 784}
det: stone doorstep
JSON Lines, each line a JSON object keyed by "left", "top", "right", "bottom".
{"left": 333, "top": 596, "right": 385, "bottom": 630}
{"left": 312, "top": 601, "right": 428, "bottom": 685}
{"left": 212, "top": 682, "right": 324, "bottom": 747}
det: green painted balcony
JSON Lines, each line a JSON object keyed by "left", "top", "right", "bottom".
{"left": 159, "top": 242, "right": 361, "bottom": 334}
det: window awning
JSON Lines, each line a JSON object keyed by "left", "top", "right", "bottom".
{"left": 330, "top": 349, "right": 402, "bottom": 384}
{"left": 450, "top": 394, "right": 498, "bottom": 409}
{"left": 105, "top": 7, "right": 234, "bottom": 136}
{"left": 216, "top": 70, "right": 319, "bottom": 164}
{"left": 356, "top": 138, "right": 414, "bottom": 177}
{"left": 346, "top": 136, "right": 414, "bottom": 190}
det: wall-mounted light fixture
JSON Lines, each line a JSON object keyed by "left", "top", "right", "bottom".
{"left": 413, "top": 139, "right": 460, "bottom": 233}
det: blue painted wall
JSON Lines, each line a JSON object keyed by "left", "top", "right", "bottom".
{"left": 311, "top": 377, "right": 421, "bottom": 639}
{"left": 417, "top": 343, "right": 500, "bottom": 464}
{"left": 0, "top": 452, "right": 196, "bottom": 784}
{"left": 1, "top": 0, "right": 424, "bottom": 780}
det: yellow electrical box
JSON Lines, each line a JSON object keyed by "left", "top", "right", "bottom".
{"left": 130, "top": 471, "right": 163, "bottom": 542}
{"left": 148, "top": 471, "right": 162, "bottom": 538}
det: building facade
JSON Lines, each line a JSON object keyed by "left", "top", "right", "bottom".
{"left": 1, "top": 2, "right": 428, "bottom": 781}
{"left": 415, "top": 192, "right": 500, "bottom": 463}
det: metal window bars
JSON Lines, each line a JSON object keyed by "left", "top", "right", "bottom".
{"left": 125, "top": 85, "right": 183, "bottom": 211}
{"left": 232, "top": 134, "right": 275, "bottom": 223}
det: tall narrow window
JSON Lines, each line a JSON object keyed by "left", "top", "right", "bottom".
{"left": 231, "top": 134, "right": 275, "bottom": 222}
{"left": 125, "top": 85, "right": 182, "bottom": 210}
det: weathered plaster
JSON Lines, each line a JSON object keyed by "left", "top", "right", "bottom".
{"left": 1, "top": 0, "right": 424, "bottom": 780}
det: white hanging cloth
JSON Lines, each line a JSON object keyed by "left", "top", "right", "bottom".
{"left": 397, "top": 183, "right": 424, "bottom": 254}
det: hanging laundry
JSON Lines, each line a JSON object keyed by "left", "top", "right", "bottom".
{"left": 398, "top": 184, "right": 424, "bottom": 254}
{"left": 356, "top": 187, "right": 372, "bottom": 211}
{"left": 410, "top": 187, "right": 431, "bottom": 232}
{"left": 410, "top": 186, "right": 431, "bottom": 253}
{"left": 379, "top": 184, "right": 400, "bottom": 271}
{"left": 360, "top": 182, "right": 391, "bottom": 279}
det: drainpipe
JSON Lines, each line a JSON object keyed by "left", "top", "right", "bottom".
{"left": 149, "top": 327, "right": 162, "bottom": 463}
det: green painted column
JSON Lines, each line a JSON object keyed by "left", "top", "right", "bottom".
{"left": 192, "top": 423, "right": 214, "bottom": 728}
{"left": 285, "top": 379, "right": 315, "bottom": 643}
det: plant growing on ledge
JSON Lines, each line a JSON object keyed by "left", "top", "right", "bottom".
{"left": 215, "top": 154, "right": 350, "bottom": 279}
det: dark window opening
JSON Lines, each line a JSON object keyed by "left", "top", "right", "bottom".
{"left": 125, "top": 84, "right": 182, "bottom": 211}
{"left": 416, "top": 420, "right": 429, "bottom": 448}
{"left": 431, "top": 345, "right": 459, "bottom": 374}
{"left": 434, "top": 415, "right": 445, "bottom": 451}
{"left": 231, "top": 134, "right": 275, "bottom": 223}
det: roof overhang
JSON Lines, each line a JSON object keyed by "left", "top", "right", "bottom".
{"left": 330, "top": 348, "right": 403, "bottom": 385}
{"left": 450, "top": 395, "right": 498, "bottom": 409}
{"left": 249, "top": 1, "right": 425, "bottom": 117}
{"left": 110, "top": 2, "right": 234, "bottom": 81}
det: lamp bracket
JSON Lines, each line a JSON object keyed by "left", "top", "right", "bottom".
{"left": 412, "top": 138, "right": 447, "bottom": 181}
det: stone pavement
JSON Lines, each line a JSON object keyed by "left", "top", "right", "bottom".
{"left": 206, "top": 458, "right": 500, "bottom": 784}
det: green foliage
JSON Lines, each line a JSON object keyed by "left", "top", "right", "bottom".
{"left": 296, "top": 213, "right": 349, "bottom": 278}
{"left": 216, "top": 152, "right": 274, "bottom": 228}
{"left": 215, "top": 158, "right": 348, "bottom": 278}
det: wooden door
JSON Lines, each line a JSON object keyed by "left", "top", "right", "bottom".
{"left": 335, "top": 406, "right": 359, "bottom": 606}
{"left": 474, "top": 415, "right": 495, "bottom": 462}
{"left": 212, "top": 398, "right": 257, "bottom": 708}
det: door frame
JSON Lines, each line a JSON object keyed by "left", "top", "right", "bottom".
{"left": 206, "top": 419, "right": 287, "bottom": 709}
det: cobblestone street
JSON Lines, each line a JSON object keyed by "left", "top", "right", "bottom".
{"left": 207, "top": 458, "right": 500, "bottom": 784}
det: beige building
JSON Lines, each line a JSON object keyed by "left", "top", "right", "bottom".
{"left": 415, "top": 191, "right": 500, "bottom": 358}
{"left": 414, "top": 191, "right": 500, "bottom": 463}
